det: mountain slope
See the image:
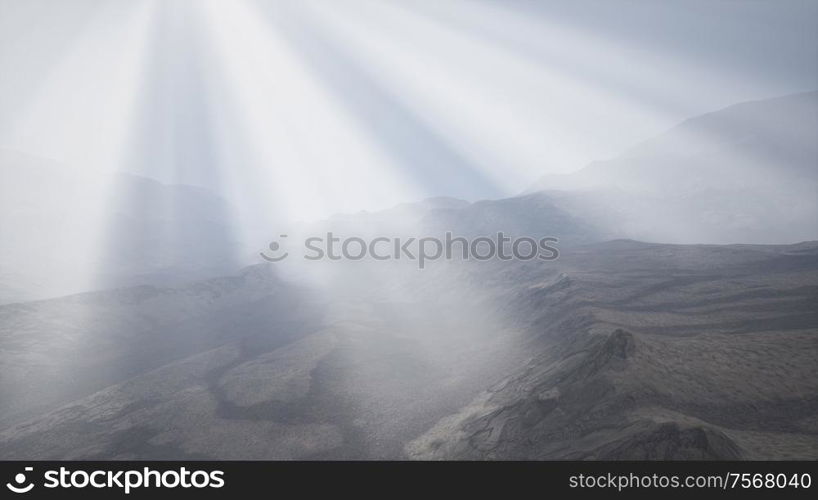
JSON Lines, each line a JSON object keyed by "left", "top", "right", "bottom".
{"left": 1, "top": 241, "right": 816, "bottom": 459}
{"left": 0, "top": 265, "right": 321, "bottom": 428}
{"left": 408, "top": 241, "right": 818, "bottom": 459}
{"left": 528, "top": 91, "right": 818, "bottom": 244}
{"left": 0, "top": 150, "right": 246, "bottom": 303}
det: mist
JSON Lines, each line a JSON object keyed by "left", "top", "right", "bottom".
{"left": 0, "top": 0, "right": 816, "bottom": 462}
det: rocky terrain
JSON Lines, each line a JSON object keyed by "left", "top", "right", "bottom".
{"left": 1, "top": 240, "right": 815, "bottom": 459}
{"left": 409, "top": 241, "right": 818, "bottom": 459}
{"left": 1, "top": 92, "right": 816, "bottom": 460}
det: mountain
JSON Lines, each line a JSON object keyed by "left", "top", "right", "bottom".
{"left": 1, "top": 240, "right": 816, "bottom": 459}
{"left": 409, "top": 241, "right": 818, "bottom": 459}
{"left": 303, "top": 192, "right": 600, "bottom": 244}
{"left": 0, "top": 150, "right": 246, "bottom": 303}
{"left": 0, "top": 265, "right": 319, "bottom": 428}
{"left": 1, "top": 94, "right": 816, "bottom": 460}
{"left": 528, "top": 91, "right": 818, "bottom": 244}
{"left": 292, "top": 92, "right": 817, "bottom": 251}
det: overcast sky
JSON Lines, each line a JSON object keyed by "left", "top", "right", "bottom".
{"left": 0, "top": 0, "right": 816, "bottom": 219}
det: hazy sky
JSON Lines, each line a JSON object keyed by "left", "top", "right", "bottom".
{"left": 0, "top": 0, "right": 816, "bottom": 220}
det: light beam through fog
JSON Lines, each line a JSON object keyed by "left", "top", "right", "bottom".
{"left": 0, "top": 0, "right": 816, "bottom": 463}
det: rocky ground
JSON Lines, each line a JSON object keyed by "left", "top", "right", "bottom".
{"left": 0, "top": 240, "right": 816, "bottom": 459}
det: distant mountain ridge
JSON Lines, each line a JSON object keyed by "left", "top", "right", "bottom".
{"left": 525, "top": 91, "right": 818, "bottom": 244}
{"left": 531, "top": 91, "right": 818, "bottom": 191}
{"left": 0, "top": 150, "right": 246, "bottom": 303}
{"left": 289, "top": 91, "right": 817, "bottom": 250}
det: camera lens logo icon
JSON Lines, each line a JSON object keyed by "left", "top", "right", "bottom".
{"left": 6, "top": 467, "right": 34, "bottom": 494}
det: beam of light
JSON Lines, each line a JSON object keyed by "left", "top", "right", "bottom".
{"left": 0, "top": 1, "right": 162, "bottom": 410}
{"left": 0, "top": 0, "right": 158, "bottom": 297}
{"left": 293, "top": 0, "right": 815, "bottom": 195}
{"left": 190, "top": 3, "right": 534, "bottom": 424}
{"left": 290, "top": 0, "right": 672, "bottom": 190}
{"left": 0, "top": 0, "right": 814, "bottom": 458}
{"left": 195, "top": 0, "right": 426, "bottom": 227}
{"left": 405, "top": 0, "right": 798, "bottom": 119}
{"left": 94, "top": 0, "right": 247, "bottom": 293}
{"left": 3, "top": 0, "right": 157, "bottom": 174}
{"left": 0, "top": 0, "right": 101, "bottom": 134}
{"left": 402, "top": 0, "right": 818, "bottom": 166}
